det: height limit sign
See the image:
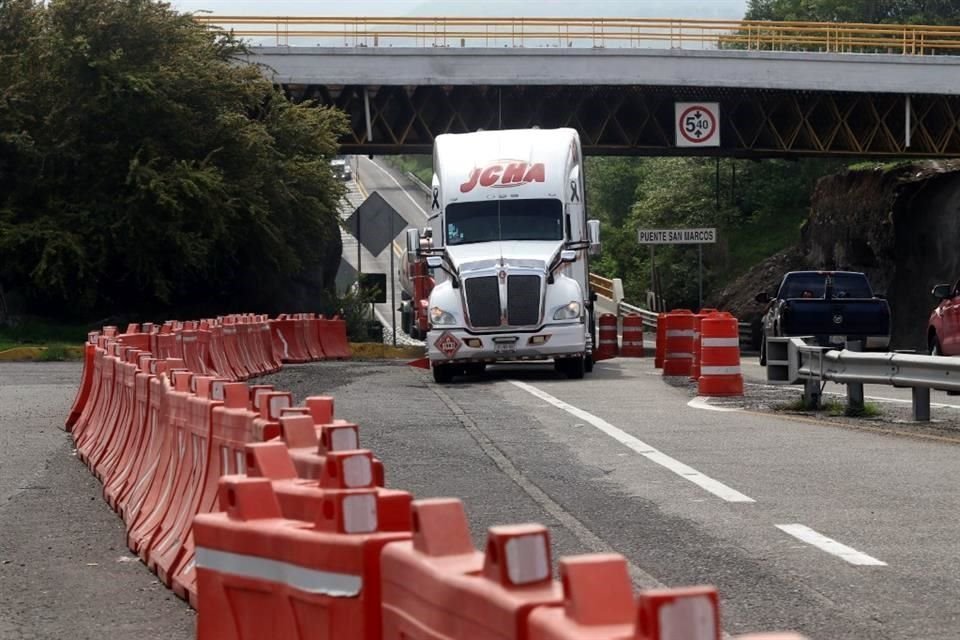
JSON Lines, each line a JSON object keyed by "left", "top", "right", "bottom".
{"left": 675, "top": 102, "right": 720, "bottom": 148}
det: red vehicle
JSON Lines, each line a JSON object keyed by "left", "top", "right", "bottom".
{"left": 927, "top": 281, "right": 960, "bottom": 355}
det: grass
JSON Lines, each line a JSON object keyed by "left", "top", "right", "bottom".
{"left": 776, "top": 396, "right": 882, "bottom": 418}
{"left": 0, "top": 318, "right": 90, "bottom": 360}
{"left": 385, "top": 155, "right": 433, "bottom": 185}
{"left": 720, "top": 209, "right": 807, "bottom": 282}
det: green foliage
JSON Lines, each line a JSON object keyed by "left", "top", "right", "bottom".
{"left": 387, "top": 155, "right": 433, "bottom": 185}
{"left": 745, "top": 0, "right": 960, "bottom": 24}
{"left": 0, "top": 0, "right": 348, "bottom": 321}
{"left": 587, "top": 156, "right": 844, "bottom": 310}
{"left": 39, "top": 344, "right": 70, "bottom": 361}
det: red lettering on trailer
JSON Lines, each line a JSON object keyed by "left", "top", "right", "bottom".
{"left": 459, "top": 161, "right": 547, "bottom": 193}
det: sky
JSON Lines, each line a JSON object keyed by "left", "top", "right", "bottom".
{"left": 170, "top": 0, "right": 749, "bottom": 20}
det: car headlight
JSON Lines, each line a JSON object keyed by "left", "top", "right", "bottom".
{"left": 553, "top": 301, "right": 581, "bottom": 320}
{"left": 430, "top": 306, "right": 457, "bottom": 326}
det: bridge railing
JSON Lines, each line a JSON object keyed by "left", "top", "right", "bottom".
{"left": 194, "top": 16, "right": 960, "bottom": 54}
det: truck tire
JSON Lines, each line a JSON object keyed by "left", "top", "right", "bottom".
{"left": 558, "top": 356, "right": 585, "bottom": 380}
{"left": 584, "top": 354, "right": 594, "bottom": 373}
{"left": 464, "top": 362, "right": 486, "bottom": 376}
{"left": 432, "top": 364, "right": 454, "bottom": 384}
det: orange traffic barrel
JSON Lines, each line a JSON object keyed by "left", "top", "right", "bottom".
{"left": 654, "top": 313, "right": 667, "bottom": 369}
{"left": 690, "top": 308, "right": 718, "bottom": 381}
{"left": 698, "top": 312, "right": 744, "bottom": 396}
{"left": 596, "top": 313, "right": 619, "bottom": 360}
{"left": 620, "top": 314, "right": 644, "bottom": 357}
{"left": 662, "top": 310, "right": 695, "bottom": 377}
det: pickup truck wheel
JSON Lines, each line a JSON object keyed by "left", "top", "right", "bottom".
{"left": 930, "top": 335, "right": 942, "bottom": 356}
{"left": 432, "top": 364, "right": 454, "bottom": 384}
{"left": 759, "top": 336, "right": 767, "bottom": 366}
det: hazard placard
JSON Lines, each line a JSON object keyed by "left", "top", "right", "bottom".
{"left": 675, "top": 102, "right": 720, "bottom": 148}
{"left": 433, "top": 331, "right": 462, "bottom": 359}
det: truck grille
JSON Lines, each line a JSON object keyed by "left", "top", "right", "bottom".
{"left": 507, "top": 275, "right": 541, "bottom": 326}
{"left": 464, "top": 276, "right": 501, "bottom": 328}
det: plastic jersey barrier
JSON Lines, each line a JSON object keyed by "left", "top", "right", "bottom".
{"left": 65, "top": 343, "right": 96, "bottom": 431}
{"left": 317, "top": 316, "right": 352, "bottom": 360}
{"left": 104, "top": 357, "right": 156, "bottom": 510}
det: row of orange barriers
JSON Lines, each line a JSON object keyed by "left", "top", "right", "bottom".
{"left": 63, "top": 313, "right": 351, "bottom": 606}
{"left": 65, "top": 313, "right": 803, "bottom": 638}
{"left": 655, "top": 309, "right": 745, "bottom": 397}
{"left": 596, "top": 313, "right": 646, "bottom": 361}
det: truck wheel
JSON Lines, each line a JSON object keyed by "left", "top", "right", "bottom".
{"left": 432, "top": 364, "right": 454, "bottom": 384}
{"left": 759, "top": 336, "right": 767, "bottom": 366}
{"left": 559, "top": 356, "right": 585, "bottom": 380}
{"left": 584, "top": 354, "right": 594, "bottom": 373}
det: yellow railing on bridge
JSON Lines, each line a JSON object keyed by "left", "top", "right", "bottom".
{"left": 589, "top": 273, "right": 615, "bottom": 300}
{"left": 192, "top": 16, "right": 960, "bottom": 54}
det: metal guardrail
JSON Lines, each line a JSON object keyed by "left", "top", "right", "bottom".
{"left": 766, "top": 336, "right": 954, "bottom": 421}
{"left": 194, "top": 15, "right": 960, "bottom": 54}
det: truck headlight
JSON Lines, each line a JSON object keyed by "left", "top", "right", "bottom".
{"left": 430, "top": 306, "right": 457, "bottom": 326}
{"left": 553, "top": 301, "right": 581, "bottom": 320}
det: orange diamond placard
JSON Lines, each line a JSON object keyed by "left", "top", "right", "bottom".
{"left": 434, "top": 331, "right": 462, "bottom": 358}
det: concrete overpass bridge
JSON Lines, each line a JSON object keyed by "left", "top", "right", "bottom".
{"left": 200, "top": 16, "right": 960, "bottom": 157}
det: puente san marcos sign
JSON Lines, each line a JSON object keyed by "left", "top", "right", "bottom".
{"left": 675, "top": 102, "right": 720, "bottom": 148}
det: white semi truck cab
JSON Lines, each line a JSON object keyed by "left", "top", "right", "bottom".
{"left": 405, "top": 127, "right": 601, "bottom": 384}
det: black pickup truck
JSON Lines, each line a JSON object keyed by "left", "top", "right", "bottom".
{"left": 756, "top": 270, "right": 892, "bottom": 365}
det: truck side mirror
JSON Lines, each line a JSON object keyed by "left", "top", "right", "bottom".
{"left": 425, "top": 256, "right": 443, "bottom": 269}
{"left": 405, "top": 228, "right": 420, "bottom": 263}
{"left": 587, "top": 219, "right": 601, "bottom": 256}
{"left": 932, "top": 283, "right": 952, "bottom": 300}
{"left": 559, "top": 250, "right": 577, "bottom": 263}
{"left": 754, "top": 291, "right": 771, "bottom": 304}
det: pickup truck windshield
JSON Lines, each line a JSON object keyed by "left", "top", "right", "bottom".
{"left": 780, "top": 273, "right": 873, "bottom": 299}
{"left": 445, "top": 199, "right": 563, "bottom": 245}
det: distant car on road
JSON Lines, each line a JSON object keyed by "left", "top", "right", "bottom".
{"left": 330, "top": 156, "right": 352, "bottom": 181}
{"left": 926, "top": 280, "right": 960, "bottom": 355}
{"left": 756, "top": 270, "right": 891, "bottom": 365}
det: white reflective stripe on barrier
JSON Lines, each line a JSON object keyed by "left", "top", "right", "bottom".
{"left": 700, "top": 365, "right": 741, "bottom": 375}
{"left": 666, "top": 330, "right": 695, "bottom": 337}
{"left": 275, "top": 328, "right": 291, "bottom": 358}
{"left": 701, "top": 337, "right": 739, "bottom": 348}
{"left": 331, "top": 428, "right": 359, "bottom": 451}
{"left": 269, "top": 395, "right": 291, "bottom": 419}
{"left": 195, "top": 547, "right": 362, "bottom": 597}
{"left": 505, "top": 534, "right": 549, "bottom": 585}
{"left": 343, "top": 454, "right": 373, "bottom": 488}
{"left": 658, "top": 595, "right": 716, "bottom": 640}
{"left": 342, "top": 494, "right": 377, "bottom": 534}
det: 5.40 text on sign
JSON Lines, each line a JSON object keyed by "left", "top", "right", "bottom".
{"left": 675, "top": 102, "right": 720, "bottom": 148}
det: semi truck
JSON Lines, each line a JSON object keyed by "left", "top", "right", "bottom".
{"left": 404, "top": 127, "right": 601, "bottom": 384}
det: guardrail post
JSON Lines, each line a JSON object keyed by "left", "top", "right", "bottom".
{"left": 803, "top": 379, "right": 821, "bottom": 409}
{"left": 912, "top": 387, "right": 931, "bottom": 422}
{"left": 612, "top": 278, "right": 624, "bottom": 306}
{"left": 846, "top": 340, "right": 865, "bottom": 413}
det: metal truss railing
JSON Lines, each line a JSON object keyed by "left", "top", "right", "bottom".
{"left": 194, "top": 16, "right": 960, "bottom": 54}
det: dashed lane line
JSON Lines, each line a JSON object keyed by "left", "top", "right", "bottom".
{"left": 508, "top": 380, "right": 756, "bottom": 503}
{"left": 776, "top": 524, "right": 887, "bottom": 567}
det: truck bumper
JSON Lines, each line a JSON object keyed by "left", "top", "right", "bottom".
{"left": 813, "top": 334, "right": 890, "bottom": 350}
{"left": 427, "top": 324, "right": 586, "bottom": 364}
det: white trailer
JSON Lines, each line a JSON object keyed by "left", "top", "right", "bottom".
{"left": 406, "top": 127, "right": 601, "bottom": 383}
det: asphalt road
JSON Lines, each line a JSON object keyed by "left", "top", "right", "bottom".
{"left": 0, "top": 362, "right": 194, "bottom": 640}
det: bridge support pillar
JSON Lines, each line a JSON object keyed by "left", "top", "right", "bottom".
{"left": 912, "top": 387, "right": 931, "bottom": 422}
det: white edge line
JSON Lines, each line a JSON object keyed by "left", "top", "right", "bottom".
{"left": 509, "top": 380, "right": 755, "bottom": 503}
{"left": 687, "top": 397, "right": 740, "bottom": 412}
{"left": 365, "top": 157, "right": 429, "bottom": 218}
{"left": 776, "top": 524, "right": 886, "bottom": 566}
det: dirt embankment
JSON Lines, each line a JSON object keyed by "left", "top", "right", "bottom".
{"left": 712, "top": 160, "right": 960, "bottom": 351}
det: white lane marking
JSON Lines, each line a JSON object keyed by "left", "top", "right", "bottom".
{"left": 365, "top": 157, "right": 429, "bottom": 218}
{"left": 775, "top": 524, "right": 886, "bottom": 566}
{"left": 509, "top": 380, "right": 755, "bottom": 503}
{"left": 687, "top": 397, "right": 739, "bottom": 413}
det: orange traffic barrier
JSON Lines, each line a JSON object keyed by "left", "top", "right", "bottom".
{"left": 303, "top": 313, "right": 327, "bottom": 360}
{"left": 698, "top": 312, "right": 744, "bottom": 397}
{"left": 635, "top": 585, "right": 720, "bottom": 640}
{"left": 193, "top": 475, "right": 411, "bottom": 640}
{"left": 654, "top": 312, "right": 666, "bottom": 369}
{"left": 690, "top": 308, "right": 718, "bottom": 382}
{"left": 528, "top": 553, "right": 635, "bottom": 640}
{"left": 662, "top": 310, "right": 695, "bottom": 377}
{"left": 317, "top": 316, "right": 352, "bottom": 360}
{"left": 595, "top": 313, "right": 619, "bottom": 361}
{"left": 620, "top": 314, "right": 645, "bottom": 358}
{"left": 180, "top": 329, "right": 209, "bottom": 375}
{"left": 65, "top": 343, "right": 96, "bottom": 431}
{"left": 105, "top": 356, "right": 156, "bottom": 510}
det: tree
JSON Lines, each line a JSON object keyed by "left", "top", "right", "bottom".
{"left": 745, "top": 0, "right": 960, "bottom": 25}
{"left": 0, "top": 0, "right": 348, "bottom": 320}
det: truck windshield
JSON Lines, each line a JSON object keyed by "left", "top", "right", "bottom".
{"left": 445, "top": 199, "right": 563, "bottom": 245}
{"left": 780, "top": 273, "right": 872, "bottom": 299}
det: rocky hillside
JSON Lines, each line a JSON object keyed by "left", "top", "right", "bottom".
{"left": 711, "top": 160, "right": 960, "bottom": 351}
